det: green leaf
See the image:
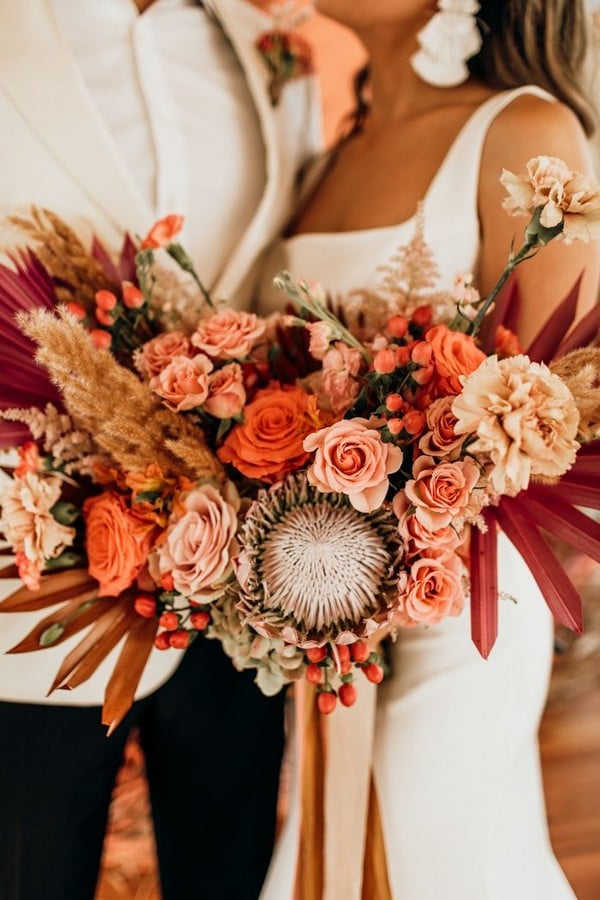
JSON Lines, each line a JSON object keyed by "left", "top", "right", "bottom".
{"left": 51, "top": 502, "right": 81, "bottom": 526}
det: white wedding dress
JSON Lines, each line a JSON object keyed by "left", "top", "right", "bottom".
{"left": 257, "top": 88, "right": 576, "bottom": 899}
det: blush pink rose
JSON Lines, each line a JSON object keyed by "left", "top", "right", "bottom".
{"left": 322, "top": 342, "right": 362, "bottom": 415}
{"left": 157, "top": 484, "right": 238, "bottom": 600}
{"left": 192, "top": 309, "right": 265, "bottom": 360}
{"left": 419, "top": 396, "right": 466, "bottom": 458}
{"left": 204, "top": 363, "right": 246, "bottom": 419}
{"left": 139, "top": 331, "right": 192, "bottom": 377}
{"left": 396, "top": 553, "right": 465, "bottom": 627}
{"left": 404, "top": 456, "right": 480, "bottom": 529}
{"left": 150, "top": 354, "right": 213, "bottom": 411}
{"left": 304, "top": 418, "right": 403, "bottom": 513}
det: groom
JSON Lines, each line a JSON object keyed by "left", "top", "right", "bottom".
{"left": 0, "top": 1, "right": 321, "bottom": 898}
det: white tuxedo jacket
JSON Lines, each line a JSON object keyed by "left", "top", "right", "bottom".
{"left": 0, "top": 0, "right": 322, "bottom": 705}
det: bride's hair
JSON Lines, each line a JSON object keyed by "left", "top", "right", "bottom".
{"left": 469, "top": 0, "right": 596, "bottom": 135}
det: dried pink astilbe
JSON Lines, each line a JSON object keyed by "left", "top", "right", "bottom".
{"left": 1, "top": 403, "right": 103, "bottom": 475}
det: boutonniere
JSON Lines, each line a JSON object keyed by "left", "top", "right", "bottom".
{"left": 256, "top": 2, "right": 315, "bottom": 107}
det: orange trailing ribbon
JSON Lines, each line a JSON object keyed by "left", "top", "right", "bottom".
{"left": 0, "top": 568, "right": 157, "bottom": 730}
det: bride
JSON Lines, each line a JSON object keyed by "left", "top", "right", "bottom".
{"left": 258, "top": 1, "right": 600, "bottom": 898}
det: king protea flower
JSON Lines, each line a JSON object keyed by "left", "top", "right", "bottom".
{"left": 235, "top": 473, "right": 402, "bottom": 646}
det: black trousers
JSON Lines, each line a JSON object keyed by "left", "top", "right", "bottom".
{"left": 0, "top": 638, "right": 285, "bottom": 900}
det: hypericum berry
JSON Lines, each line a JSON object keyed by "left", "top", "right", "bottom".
{"left": 373, "top": 347, "right": 396, "bottom": 375}
{"left": 394, "top": 345, "right": 410, "bottom": 367}
{"left": 351, "top": 641, "right": 370, "bottom": 664}
{"left": 388, "top": 418, "right": 404, "bottom": 436}
{"left": 412, "top": 364, "right": 434, "bottom": 385}
{"left": 66, "top": 301, "right": 87, "bottom": 322}
{"left": 159, "top": 611, "right": 179, "bottom": 632}
{"left": 412, "top": 305, "right": 433, "bottom": 328}
{"left": 363, "top": 663, "right": 384, "bottom": 684}
{"left": 411, "top": 341, "right": 433, "bottom": 367}
{"left": 190, "top": 611, "right": 211, "bottom": 631}
{"left": 95, "top": 307, "right": 115, "bottom": 327}
{"left": 306, "top": 646, "right": 328, "bottom": 664}
{"left": 385, "top": 393, "right": 403, "bottom": 413}
{"left": 336, "top": 645, "right": 351, "bottom": 665}
{"left": 95, "top": 289, "right": 118, "bottom": 312}
{"left": 122, "top": 281, "right": 145, "bottom": 309}
{"left": 403, "top": 410, "right": 426, "bottom": 435}
{"left": 160, "top": 572, "right": 175, "bottom": 592}
{"left": 386, "top": 315, "right": 408, "bottom": 339}
{"left": 317, "top": 691, "right": 337, "bottom": 714}
{"left": 154, "top": 632, "right": 171, "bottom": 651}
{"left": 306, "top": 664, "right": 324, "bottom": 685}
{"left": 339, "top": 683, "right": 357, "bottom": 708}
{"left": 169, "top": 629, "right": 191, "bottom": 650}
{"left": 89, "top": 329, "right": 112, "bottom": 350}
{"left": 134, "top": 594, "right": 156, "bottom": 618}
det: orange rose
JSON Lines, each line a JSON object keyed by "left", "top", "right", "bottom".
{"left": 84, "top": 491, "right": 157, "bottom": 596}
{"left": 426, "top": 324, "right": 486, "bottom": 395}
{"left": 217, "top": 383, "right": 317, "bottom": 483}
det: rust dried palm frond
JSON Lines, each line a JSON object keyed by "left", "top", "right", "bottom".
{"left": 19, "top": 307, "right": 224, "bottom": 482}
{"left": 8, "top": 207, "right": 113, "bottom": 309}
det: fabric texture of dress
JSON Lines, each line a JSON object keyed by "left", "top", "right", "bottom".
{"left": 257, "top": 87, "right": 576, "bottom": 900}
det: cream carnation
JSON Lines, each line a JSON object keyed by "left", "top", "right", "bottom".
{"left": 192, "top": 309, "right": 265, "bottom": 360}
{"left": 304, "top": 418, "right": 403, "bottom": 513}
{"left": 157, "top": 484, "right": 238, "bottom": 601}
{"left": 452, "top": 355, "right": 580, "bottom": 496}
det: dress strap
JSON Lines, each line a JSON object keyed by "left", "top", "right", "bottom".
{"left": 423, "top": 85, "right": 556, "bottom": 224}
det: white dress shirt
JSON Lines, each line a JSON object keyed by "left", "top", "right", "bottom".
{"left": 51, "top": 0, "right": 266, "bottom": 289}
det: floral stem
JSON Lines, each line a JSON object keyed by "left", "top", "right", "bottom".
{"left": 167, "top": 243, "right": 215, "bottom": 310}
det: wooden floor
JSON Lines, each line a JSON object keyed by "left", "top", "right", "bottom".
{"left": 95, "top": 682, "right": 600, "bottom": 900}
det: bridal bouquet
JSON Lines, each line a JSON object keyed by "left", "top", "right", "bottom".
{"left": 1, "top": 156, "right": 599, "bottom": 726}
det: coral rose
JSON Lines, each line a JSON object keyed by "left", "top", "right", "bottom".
{"left": 452, "top": 354, "right": 580, "bottom": 495}
{"left": 396, "top": 553, "right": 465, "bottom": 627}
{"left": 150, "top": 353, "right": 213, "bottom": 411}
{"left": 396, "top": 507, "right": 462, "bottom": 561}
{"left": 218, "top": 384, "right": 317, "bottom": 482}
{"left": 0, "top": 473, "right": 75, "bottom": 580}
{"left": 303, "top": 418, "right": 403, "bottom": 513}
{"left": 419, "top": 396, "right": 466, "bottom": 458}
{"left": 426, "top": 324, "right": 486, "bottom": 395}
{"left": 204, "top": 363, "right": 246, "bottom": 419}
{"left": 192, "top": 309, "right": 265, "bottom": 360}
{"left": 156, "top": 484, "right": 238, "bottom": 601}
{"left": 84, "top": 491, "right": 156, "bottom": 597}
{"left": 404, "top": 456, "right": 480, "bottom": 529}
{"left": 138, "top": 331, "right": 192, "bottom": 377}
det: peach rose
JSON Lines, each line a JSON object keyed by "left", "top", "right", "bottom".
{"left": 192, "top": 309, "right": 265, "bottom": 360}
{"left": 304, "top": 418, "right": 403, "bottom": 513}
{"left": 452, "top": 354, "right": 580, "bottom": 495}
{"left": 204, "top": 363, "right": 246, "bottom": 419}
{"left": 84, "top": 491, "right": 156, "bottom": 597}
{"left": 150, "top": 353, "right": 213, "bottom": 411}
{"left": 426, "top": 324, "right": 486, "bottom": 395}
{"left": 0, "top": 472, "right": 75, "bottom": 578}
{"left": 404, "top": 456, "right": 480, "bottom": 529}
{"left": 322, "top": 342, "right": 362, "bottom": 415}
{"left": 218, "top": 384, "right": 317, "bottom": 482}
{"left": 419, "top": 396, "right": 466, "bottom": 458}
{"left": 138, "top": 331, "right": 192, "bottom": 377}
{"left": 156, "top": 484, "right": 237, "bottom": 601}
{"left": 396, "top": 553, "right": 465, "bottom": 627}
{"left": 396, "top": 507, "right": 462, "bottom": 561}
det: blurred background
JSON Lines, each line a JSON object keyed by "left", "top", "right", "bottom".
{"left": 95, "top": 5, "right": 600, "bottom": 898}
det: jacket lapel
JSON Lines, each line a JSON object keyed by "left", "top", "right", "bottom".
{"left": 0, "top": 0, "right": 151, "bottom": 236}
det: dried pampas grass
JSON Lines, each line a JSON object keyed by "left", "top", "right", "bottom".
{"left": 8, "top": 208, "right": 111, "bottom": 309}
{"left": 20, "top": 308, "right": 224, "bottom": 483}
{"left": 551, "top": 348, "right": 600, "bottom": 441}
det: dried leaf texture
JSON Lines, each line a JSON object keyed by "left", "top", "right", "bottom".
{"left": 20, "top": 308, "right": 224, "bottom": 482}
{"left": 7, "top": 207, "right": 112, "bottom": 309}
{"left": 551, "top": 348, "right": 600, "bottom": 441}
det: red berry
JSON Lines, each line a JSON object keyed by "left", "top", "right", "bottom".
{"left": 154, "top": 632, "right": 171, "bottom": 651}
{"left": 306, "top": 664, "right": 324, "bottom": 685}
{"left": 317, "top": 691, "right": 337, "bottom": 714}
{"left": 388, "top": 418, "right": 404, "bottom": 436}
{"left": 412, "top": 305, "right": 433, "bottom": 328}
{"left": 336, "top": 645, "right": 351, "bottom": 665}
{"left": 66, "top": 301, "right": 87, "bottom": 322}
{"left": 190, "top": 611, "right": 211, "bottom": 631}
{"left": 351, "top": 641, "right": 370, "bottom": 664}
{"left": 411, "top": 341, "right": 433, "bottom": 367}
{"left": 394, "top": 345, "right": 410, "bottom": 367}
{"left": 403, "top": 410, "right": 426, "bottom": 436}
{"left": 89, "top": 329, "right": 112, "bottom": 349}
{"left": 160, "top": 572, "right": 175, "bottom": 592}
{"left": 363, "top": 663, "right": 384, "bottom": 684}
{"left": 385, "top": 393, "right": 403, "bottom": 413}
{"left": 339, "top": 683, "right": 357, "bottom": 708}
{"left": 386, "top": 315, "right": 408, "bottom": 339}
{"left": 134, "top": 594, "right": 156, "bottom": 618}
{"left": 306, "top": 646, "right": 328, "bottom": 664}
{"left": 169, "top": 629, "right": 190, "bottom": 650}
{"left": 159, "top": 611, "right": 179, "bottom": 631}
{"left": 122, "top": 281, "right": 145, "bottom": 309}
{"left": 95, "top": 289, "right": 117, "bottom": 311}
{"left": 373, "top": 347, "right": 396, "bottom": 375}
{"left": 95, "top": 307, "right": 115, "bottom": 327}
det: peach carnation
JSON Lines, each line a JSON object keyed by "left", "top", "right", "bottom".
{"left": 204, "top": 363, "right": 246, "bottom": 419}
{"left": 192, "top": 309, "right": 265, "bottom": 360}
{"left": 303, "top": 418, "right": 403, "bottom": 513}
{"left": 404, "top": 456, "right": 480, "bottom": 530}
{"left": 452, "top": 354, "right": 580, "bottom": 495}
{"left": 138, "top": 331, "right": 192, "bottom": 377}
{"left": 150, "top": 353, "right": 213, "bottom": 411}
{"left": 156, "top": 484, "right": 238, "bottom": 601}
{"left": 84, "top": 491, "right": 156, "bottom": 597}
{"left": 322, "top": 342, "right": 362, "bottom": 415}
{"left": 306, "top": 321, "right": 333, "bottom": 360}
{"left": 396, "top": 553, "right": 465, "bottom": 627}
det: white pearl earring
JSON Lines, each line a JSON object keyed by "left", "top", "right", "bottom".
{"left": 411, "top": 0, "right": 482, "bottom": 88}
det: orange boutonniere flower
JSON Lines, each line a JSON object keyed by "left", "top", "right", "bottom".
{"left": 256, "top": 29, "right": 314, "bottom": 107}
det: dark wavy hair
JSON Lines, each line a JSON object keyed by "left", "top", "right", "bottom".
{"left": 350, "top": 0, "right": 596, "bottom": 136}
